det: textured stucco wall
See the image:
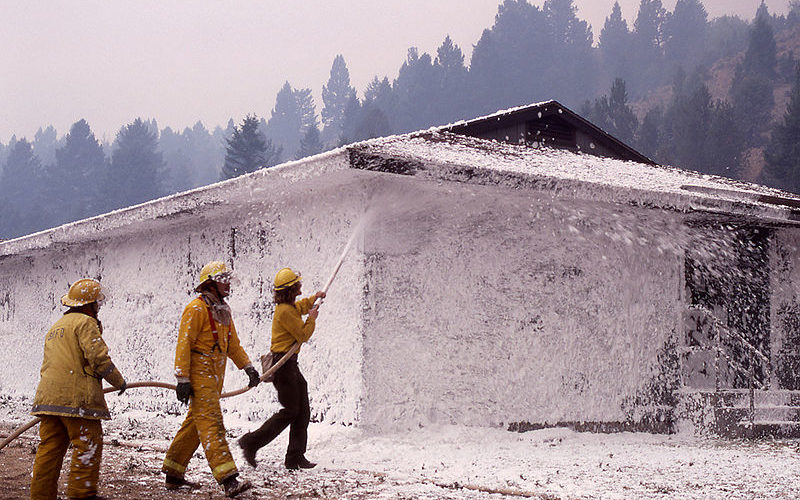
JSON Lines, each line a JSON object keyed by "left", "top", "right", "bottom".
{"left": 5, "top": 147, "right": 786, "bottom": 434}
{"left": 359, "top": 177, "right": 684, "bottom": 431}
{"left": 0, "top": 157, "right": 369, "bottom": 426}
{"left": 771, "top": 228, "right": 800, "bottom": 390}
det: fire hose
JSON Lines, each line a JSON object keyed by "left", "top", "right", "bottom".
{"left": 0, "top": 217, "right": 363, "bottom": 452}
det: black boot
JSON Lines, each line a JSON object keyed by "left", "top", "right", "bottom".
{"left": 285, "top": 455, "right": 316, "bottom": 470}
{"left": 165, "top": 474, "right": 201, "bottom": 490}
{"left": 237, "top": 435, "right": 258, "bottom": 468}
{"left": 222, "top": 475, "right": 253, "bottom": 498}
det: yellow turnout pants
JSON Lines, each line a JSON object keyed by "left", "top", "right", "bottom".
{"left": 31, "top": 415, "right": 103, "bottom": 500}
{"left": 163, "top": 353, "right": 238, "bottom": 483}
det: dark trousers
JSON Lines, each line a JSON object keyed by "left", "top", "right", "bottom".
{"left": 242, "top": 354, "right": 310, "bottom": 460}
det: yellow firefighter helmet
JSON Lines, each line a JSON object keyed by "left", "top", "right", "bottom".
{"left": 197, "top": 261, "right": 231, "bottom": 288}
{"left": 61, "top": 278, "right": 105, "bottom": 307}
{"left": 274, "top": 267, "right": 301, "bottom": 291}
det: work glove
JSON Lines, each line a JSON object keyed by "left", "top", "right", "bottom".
{"left": 245, "top": 366, "right": 260, "bottom": 388}
{"left": 176, "top": 382, "right": 193, "bottom": 405}
{"left": 118, "top": 381, "right": 127, "bottom": 395}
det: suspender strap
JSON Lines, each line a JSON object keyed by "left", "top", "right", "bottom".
{"left": 202, "top": 297, "right": 231, "bottom": 354}
{"left": 205, "top": 304, "right": 221, "bottom": 352}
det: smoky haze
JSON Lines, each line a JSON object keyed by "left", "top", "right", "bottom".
{"left": 0, "top": 0, "right": 797, "bottom": 241}
{"left": 0, "top": 0, "right": 789, "bottom": 141}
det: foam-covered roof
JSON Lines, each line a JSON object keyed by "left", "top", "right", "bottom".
{"left": 350, "top": 131, "right": 800, "bottom": 226}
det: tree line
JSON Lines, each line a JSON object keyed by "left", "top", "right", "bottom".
{"left": 2, "top": 0, "right": 800, "bottom": 240}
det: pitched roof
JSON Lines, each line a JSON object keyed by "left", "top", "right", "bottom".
{"left": 438, "top": 100, "right": 655, "bottom": 165}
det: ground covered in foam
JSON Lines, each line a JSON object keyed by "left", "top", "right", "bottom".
{"left": 2, "top": 403, "right": 799, "bottom": 499}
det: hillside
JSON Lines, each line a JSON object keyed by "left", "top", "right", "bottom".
{"left": 633, "top": 19, "right": 800, "bottom": 183}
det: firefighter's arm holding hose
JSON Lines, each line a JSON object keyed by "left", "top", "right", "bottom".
{"left": 274, "top": 291, "right": 326, "bottom": 346}
{"left": 77, "top": 318, "right": 127, "bottom": 394}
{"left": 306, "top": 291, "right": 326, "bottom": 321}
{"left": 227, "top": 321, "right": 261, "bottom": 388}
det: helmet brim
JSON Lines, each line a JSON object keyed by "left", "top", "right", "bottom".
{"left": 61, "top": 291, "right": 105, "bottom": 307}
{"left": 274, "top": 276, "right": 302, "bottom": 291}
{"left": 195, "top": 271, "right": 237, "bottom": 292}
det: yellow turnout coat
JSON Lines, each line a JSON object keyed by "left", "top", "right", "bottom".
{"left": 31, "top": 312, "right": 125, "bottom": 420}
{"left": 270, "top": 296, "right": 317, "bottom": 353}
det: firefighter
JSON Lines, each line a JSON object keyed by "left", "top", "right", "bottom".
{"left": 237, "top": 267, "right": 324, "bottom": 470}
{"left": 162, "top": 261, "right": 260, "bottom": 498}
{"left": 30, "top": 278, "right": 127, "bottom": 500}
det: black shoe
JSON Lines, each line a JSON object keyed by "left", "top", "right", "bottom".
{"left": 237, "top": 435, "right": 258, "bottom": 468}
{"left": 223, "top": 476, "right": 253, "bottom": 498}
{"left": 165, "top": 475, "right": 201, "bottom": 490}
{"left": 285, "top": 455, "right": 316, "bottom": 470}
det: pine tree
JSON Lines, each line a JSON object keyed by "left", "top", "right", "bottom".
{"left": 663, "top": 0, "right": 708, "bottom": 71}
{"left": 435, "top": 36, "right": 466, "bottom": 77}
{"left": 355, "top": 103, "right": 392, "bottom": 141}
{"left": 159, "top": 126, "right": 194, "bottom": 193}
{"left": 731, "top": 3, "right": 777, "bottom": 146}
{"left": 469, "top": 0, "right": 595, "bottom": 111}
{"left": 731, "top": 75, "right": 775, "bottom": 147}
{"left": 294, "top": 87, "right": 317, "bottom": 136}
{"left": 705, "top": 100, "right": 743, "bottom": 178}
{"left": 634, "top": 0, "right": 666, "bottom": 51}
{"left": 668, "top": 77, "right": 713, "bottom": 173}
{"left": 763, "top": 66, "right": 800, "bottom": 192}
{"left": 222, "top": 114, "right": 279, "bottom": 179}
{"left": 340, "top": 93, "right": 363, "bottom": 145}
{"left": 321, "top": 55, "right": 356, "bottom": 147}
{"left": 393, "top": 47, "right": 438, "bottom": 132}
{"left": 295, "top": 123, "right": 323, "bottom": 159}
{"left": 545, "top": 0, "right": 592, "bottom": 48}
{"left": 363, "top": 76, "right": 395, "bottom": 129}
{"left": 586, "top": 96, "right": 613, "bottom": 133}
{"left": 33, "top": 125, "right": 60, "bottom": 167}
{"left": 160, "top": 121, "right": 224, "bottom": 194}
{"left": 179, "top": 121, "right": 226, "bottom": 187}
{"left": 265, "top": 82, "right": 317, "bottom": 161}
{"left": 0, "top": 138, "right": 43, "bottom": 237}
{"left": 704, "top": 16, "right": 749, "bottom": 65}
{"left": 543, "top": 0, "right": 595, "bottom": 101}
{"left": 433, "top": 36, "right": 468, "bottom": 124}
{"left": 47, "top": 119, "right": 107, "bottom": 224}
{"left": 606, "top": 78, "right": 639, "bottom": 145}
{"left": 106, "top": 118, "right": 164, "bottom": 210}
{"left": 583, "top": 79, "right": 637, "bottom": 145}
{"left": 631, "top": 0, "right": 667, "bottom": 90}
{"left": 635, "top": 106, "right": 662, "bottom": 160}
{"left": 0, "top": 197, "right": 19, "bottom": 240}
{"left": 599, "top": 2, "right": 632, "bottom": 84}
{"left": 265, "top": 82, "right": 299, "bottom": 163}
{"left": 0, "top": 140, "right": 8, "bottom": 175}
{"left": 469, "top": 0, "right": 549, "bottom": 114}
{"left": 743, "top": 2, "right": 777, "bottom": 78}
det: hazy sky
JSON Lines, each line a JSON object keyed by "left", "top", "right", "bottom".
{"left": 0, "top": 0, "right": 790, "bottom": 143}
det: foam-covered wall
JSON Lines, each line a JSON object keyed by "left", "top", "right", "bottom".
{"left": 0, "top": 154, "right": 369, "bottom": 426}
{"left": 770, "top": 228, "right": 800, "bottom": 390}
{"left": 5, "top": 144, "right": 797, "bottom": 434}
{"left": 360, "top": 176, "right": 684, "bottom": 430}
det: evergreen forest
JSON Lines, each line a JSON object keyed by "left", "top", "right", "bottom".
{"left": 2, "top": 0, "right": 800, "bottom": 239}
